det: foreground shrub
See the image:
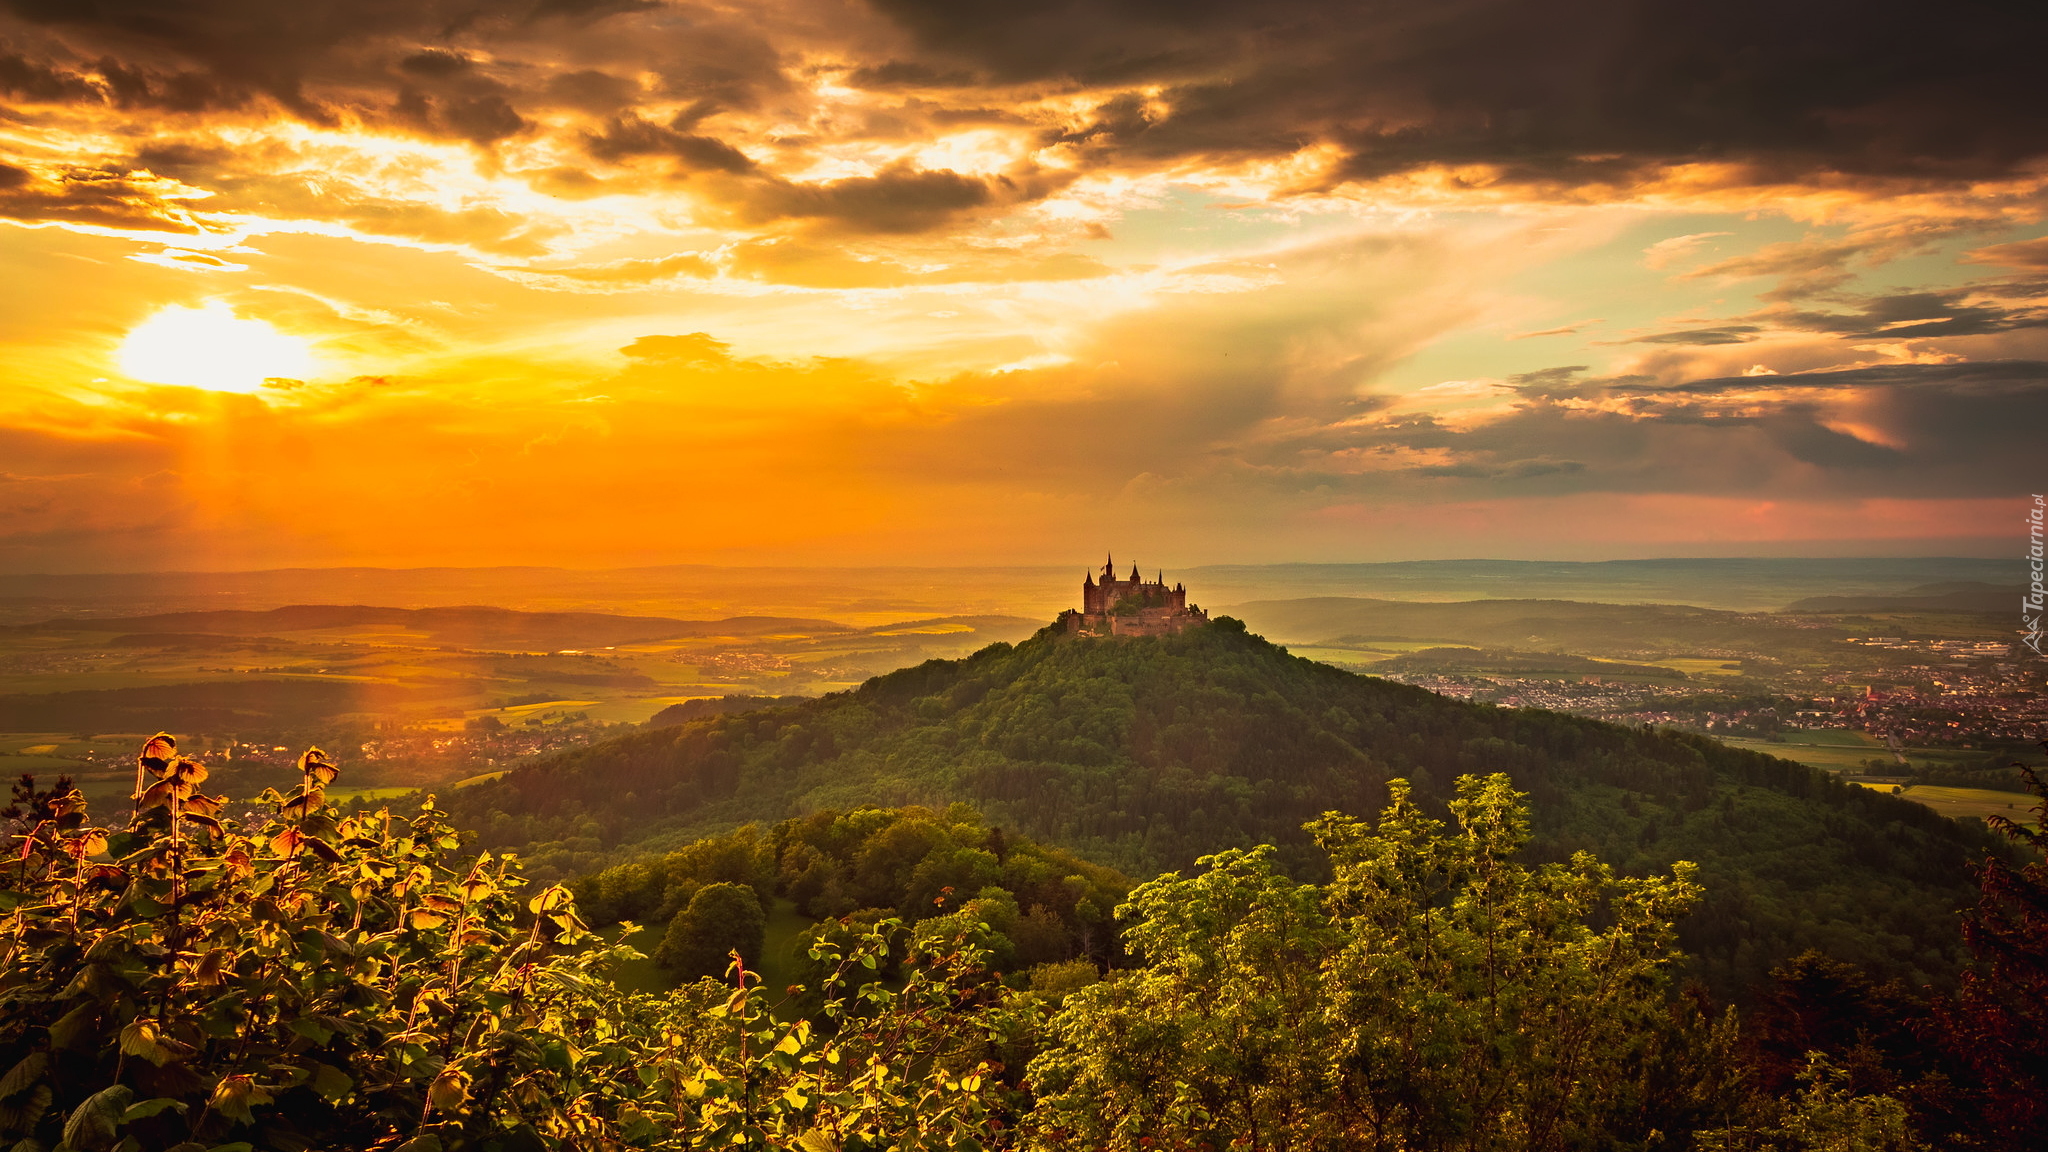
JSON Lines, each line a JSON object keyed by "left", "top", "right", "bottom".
{"left": 1026, "top": 773, "right": 1709, "bottom": 1152}
{"left": 0, "top": 737, "right": 1022, "bottom": 1151}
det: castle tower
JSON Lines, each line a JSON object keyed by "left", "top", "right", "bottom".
{"left": 1061, "top": 554, "right": 1210, "bottom": 638}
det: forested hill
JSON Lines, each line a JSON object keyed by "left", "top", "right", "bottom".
{"left": 445, "top": 617, "right": 2007, "bottom": 994}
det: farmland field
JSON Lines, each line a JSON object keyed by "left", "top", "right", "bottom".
{"left": 1718, "top": 731, "right": 1894, "bottom": 772}
{"left": 1855, "top": 782, "right": 2040, "bottom": 824}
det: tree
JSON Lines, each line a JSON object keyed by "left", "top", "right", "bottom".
{"left": 1025, "top": 773, "right": 1705, "bottom": 1152}
{"left": 1937, "top": 755, "right": 2048, "bottom": 1152}
{"left": 0, "top": 734, "right": 1029, "bottom": 1150}
{"left": 655, "top": 882, "right": 767, "bottom": 981}
{"left": 0, "top": 734, "right": 619, "bottom": 1151}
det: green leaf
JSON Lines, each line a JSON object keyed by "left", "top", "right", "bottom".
{"left": 0, "top": 1085, "right": 52, "bottom": 1134}
{"left": 392, "top": 1136, "right": 443, "bottom": 1152}
{"left": 61, "top": 1085, "right": 132, "bottom": 1152}
{"left": 0, "top": 1052, "right": 46, "bottom": 1099}
{"left": 118, "top": 1098, "right": 186, "bottom": 1123}
{"left": 288, "top": 1017, "right": 335, "bottom": 1045}
{"left": 309, "top": 1063, "right": 353, "bottom": 1101}
{"left": 48, "top": 1001, "right": 101, "bottom": 1051}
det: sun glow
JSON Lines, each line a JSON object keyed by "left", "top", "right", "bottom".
{"left": 117, "top": 302, "right": 317, "bottom": 393}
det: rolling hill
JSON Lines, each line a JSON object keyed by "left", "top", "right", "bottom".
{"left": 1783, "top": 581, "right": 2022, "bottom": 613}
{"left": 444, "top": 618, "right": 2009, "bottom": 997}
{"left": 1217, "top": 596, "right": 1833, "bottom": 653}
{"left": 19, "top": 605, "right": 845, "bottom": 651}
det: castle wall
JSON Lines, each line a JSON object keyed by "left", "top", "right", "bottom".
{"left": 1064, "top": 564, "right": 1209, "bottom": 637}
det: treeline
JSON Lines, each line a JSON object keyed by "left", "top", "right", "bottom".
{"left": 643, "top": 694, "right": 810, "bottom": 728}
{"left": 573, "top": 805, "right": 1130, "bottom": 985}
{"left": 445, "top": 620, "right": 2007, "bottom": 995}
{"left": 1907, "top": 752, "right": 2043, "bottom": 794}
{"left": 4, "top": 740, "right": 2043, "bottom": 1151}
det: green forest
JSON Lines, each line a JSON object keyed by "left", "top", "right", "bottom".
{"left": 2, "top": 618, "right": 2043, "bottom": 1150}
{"left": 448, "top": 620, "right": 2006, "bottom": 996}
{"left": 3, "top": 736, "right": 2045, "bottom": 1150}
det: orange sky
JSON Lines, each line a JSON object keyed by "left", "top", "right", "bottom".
{"left": 1, "top": 0, "right": 2043, "bottom": 570}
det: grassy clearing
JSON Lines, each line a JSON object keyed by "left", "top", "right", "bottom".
{"left": 1777, "top": 729, "right": 1882, "bottom": 748}
{"left": 1648, "top": 658, "right": 1747, "bottom": 676}
{"left": 1857, "top": 782, "right": 2041, "bottom": 824}
{"left": 600, "top": 898, "right": 815, "bottom": 1003}
{"left": 1291, "top": 647, "right": 1394, "bottom": 666}
{"left": 602, "top": 924, "right": 672, "bottom": 996}
{"left": 1719, "top": 735, "right": 1895, "bottom": 772}
{"left": 328, "top": 786, "right": 417, "bottom": 802}
{"left": 754, "top": 898, "right": 813, "bottom": 1000}
{"left": 580, "top": 699, "right": 677, "bottom": 724}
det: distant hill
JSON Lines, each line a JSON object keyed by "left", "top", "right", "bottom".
{"left": 20, "top": 605, "right": 848, "bottom": 651}
{"left": 445, "top": 619, "right": 2005, "bottom": 997}
{"left": 861, "top": 615, "right": 1042, "bottom": 640}
{"left": 1219, "top": 596, "right": 1832, "bottom": 654}
{"left": 0, "top": 678, "right": 452, "bottom": 733}
{"left": 1783, "top": 582, "right": 2022, "bottom": 614}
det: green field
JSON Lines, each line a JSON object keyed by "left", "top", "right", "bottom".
{"left": 1856, "top": 782, "right": 2040, "bottom": 824}
{"left": 1719, "top": 730, "right": 1894, "bottom": 771}
{"left": 328, "top": 786, "right": 418, "bottom": 802}
{"left": 1647, "top": 658, "right": 1748, "bottom": 677}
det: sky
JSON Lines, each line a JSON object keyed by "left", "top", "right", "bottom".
{"left": 0, "top": 0, "right": 2043, "bottom": 572}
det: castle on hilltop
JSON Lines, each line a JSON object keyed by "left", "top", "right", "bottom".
{"left": 1058, "top": 555, "right": 1210, "bottom": 637}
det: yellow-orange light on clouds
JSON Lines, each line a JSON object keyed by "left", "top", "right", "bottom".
{"left": 117, "top": 302, "right": 317, "bottom": 393}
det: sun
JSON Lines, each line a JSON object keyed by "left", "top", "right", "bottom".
{"left": 117, "top": 301, "right": 318, "bottom": 393}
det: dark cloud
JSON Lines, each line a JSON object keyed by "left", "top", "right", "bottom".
{"left": 1634, "top": 359, "right": 2048, "bottom": 398}
{"left": 397, "top": 49, "right": 471, "bottom": 77}
{"left": 541, "top": 68, "right": 638, "bottom": 112}
{"left": 1622, "top": 325, "right": 1763, "bottom": 346}
{"left": 527, "top": 0, "right": 660, "bottom": 22}
{"left": 0, "top": 0, "right": 469, "bottom": 117}
{"left": 0, "top": 165, "right": 215, "bottom": 231}
{"left": 0, "top": 50, "right": 103, "bottom": 101}
{"left": 748, "top": 163, "right": 993, "bottom": 232}
{"left": 0, "top": 0, "right": 700, "bottom": 129}
{"left": 437, "top": 91, "right": 527, "bottom": 144}
{"left": 0, "top": 0, "right": 2038, "bottom": 220}
{"left": 845, "top": 60, "right": 976, "bottom": 89}
{"left": 1965, "top": 237, "right": 2048, "bottom": 271}
{"left": 583, "top": 113, "right": 756, "bottom": 173}
{"left": 1769, "top": 287, "right": 2048, "bottom": 339}
{"left": 869, "top": 0, "right": 2048, "bottom": 183}
{"left": 1217, "top": 359, "right": 2048, "bottom": 502}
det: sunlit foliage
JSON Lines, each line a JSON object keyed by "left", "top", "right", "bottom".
{"left": 0, "top": 737, "right": 1023, "bottom": 1151}
{"left": 1026, "top": 774, "right": 1708, "bottom": 1151}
